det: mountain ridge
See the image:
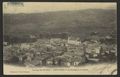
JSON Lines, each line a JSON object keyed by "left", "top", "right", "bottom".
{"left": 3, "top": 9, "right": 117, "bottom": 39}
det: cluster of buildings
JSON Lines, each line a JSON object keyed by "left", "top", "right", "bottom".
{"left": 3, "top": 33, "right": 117, "bottom": 67}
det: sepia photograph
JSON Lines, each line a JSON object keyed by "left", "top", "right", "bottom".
{"left": 3, "top": 2, "right": 117, "bottom": 75}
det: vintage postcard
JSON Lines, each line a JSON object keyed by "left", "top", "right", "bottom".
{"left": 3, "top": 2, "right": 117, "bottom": 75}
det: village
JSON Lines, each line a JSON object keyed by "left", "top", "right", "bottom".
{"left": 3, "top": 33, "right": 117, "bottom": 67}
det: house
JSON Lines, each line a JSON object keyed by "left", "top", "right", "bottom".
{"left": 68, "top": 36, "right": 81, "bottom": 45}
{"left": 3, "top": 42, "right": 8, "bottom": 46}
{"left": 73, "top": 61, "right": 79, "bottom": 66}
{"left": 30, "top": 35, "right": 36, "bottom": 39}
{"left": 46, "top": 59, "right": 53, "bottom": 66}
{"left": 63, "top": 62, "right": 71, "bottom": 67}
{"left": 50, "top": 38, "right": 67, "bottom": 46}
{"left": 20, "top": 43, "right": 30, "bottom": 49}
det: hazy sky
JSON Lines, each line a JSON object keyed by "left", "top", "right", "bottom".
{"left": 3, "top": 2, "right": 116, "bottom": 14}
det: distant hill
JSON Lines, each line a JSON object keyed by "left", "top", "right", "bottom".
{"left": 3, "top": 9, "right": 117, "bottom": 39}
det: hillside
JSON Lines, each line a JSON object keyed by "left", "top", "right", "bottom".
{"left": 3, "top": 9, "right": 117, "bottom": 39}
